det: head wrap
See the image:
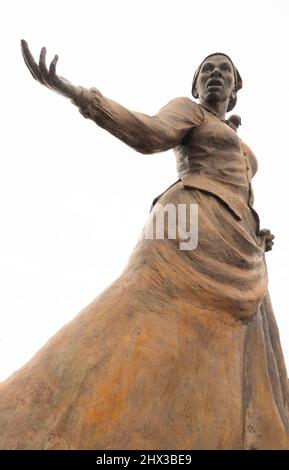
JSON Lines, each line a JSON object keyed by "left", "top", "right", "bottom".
{"left": 191, "top": 53, "right": 242, "bottom": 112}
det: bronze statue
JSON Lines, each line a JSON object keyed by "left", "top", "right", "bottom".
{"left": 0, "top": 41, "right": 287, "bottom": 450}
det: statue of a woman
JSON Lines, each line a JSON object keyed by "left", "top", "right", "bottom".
{"left": 0, "top": 41, "right": 288, "bottom": 450}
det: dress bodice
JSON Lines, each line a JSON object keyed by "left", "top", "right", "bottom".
{"left": 174, "top": 105, "right": 257, "bottom": 220}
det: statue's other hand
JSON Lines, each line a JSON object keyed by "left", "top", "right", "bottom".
{"left": 259, "top": 228, "right": 275, "bottom": 252}
{"left": 21, "top": 40, "right": 81, "bottom": 101}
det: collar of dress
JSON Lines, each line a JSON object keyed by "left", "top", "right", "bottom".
{"left": 199, "top": 103, "right": 231, "bottom": 127}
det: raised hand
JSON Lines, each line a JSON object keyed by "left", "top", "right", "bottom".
{"left": 259, "top": 228, "right": 275, "bottom": 252}
{"left": 21, "top": 40, "right": 81, "bottom": 101}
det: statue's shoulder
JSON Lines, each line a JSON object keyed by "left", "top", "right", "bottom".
{"left": 160, "top": 97, "right": 204, "bottom": 125}
{"left": 166, "top": 96, "right": 201, "bottom": 111}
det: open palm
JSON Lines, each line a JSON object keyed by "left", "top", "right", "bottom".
{"left": 21, "top": 39, "right": 81, "bottom": 101}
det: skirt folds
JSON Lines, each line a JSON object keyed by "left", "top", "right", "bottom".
{"left": 0, "top": 182, "right": 288, "bottom": 449}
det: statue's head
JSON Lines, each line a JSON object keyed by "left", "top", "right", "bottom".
{"left": 192, "top": 53, "right": 242, "bottom": 112}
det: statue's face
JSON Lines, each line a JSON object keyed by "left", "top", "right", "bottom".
{"left": 196, "top": 55, "right": 235, "bottom": 105}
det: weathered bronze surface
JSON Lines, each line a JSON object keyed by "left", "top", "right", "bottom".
{"left": 0, "top": 45, "right": 286, "bottom": 449}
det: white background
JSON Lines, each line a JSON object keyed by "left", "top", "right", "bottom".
{"left": 0, "top": 0, "right": 288, "bottom": 381}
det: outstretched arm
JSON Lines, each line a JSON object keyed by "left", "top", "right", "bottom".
{"left": 21, "top": 41, "right": 204, "bottom": 154}
{"left": 72, "top": 87, "right": 204, "bottom": 154}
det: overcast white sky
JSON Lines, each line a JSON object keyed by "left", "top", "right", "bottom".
{"left": 0, "top": 0, "right": 289, "bottom": 381}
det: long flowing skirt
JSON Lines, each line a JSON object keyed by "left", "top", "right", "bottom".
{"left": 0, "top": 181, "right": 289, "bottom": 449}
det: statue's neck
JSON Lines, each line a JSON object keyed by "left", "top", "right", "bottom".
{"left": 199, "top": 99, "right": 228, "bottom": 120}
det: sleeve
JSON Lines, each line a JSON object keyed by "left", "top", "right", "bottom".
{"left": 72, "top": 87, "right": 204, "bottom": 154}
